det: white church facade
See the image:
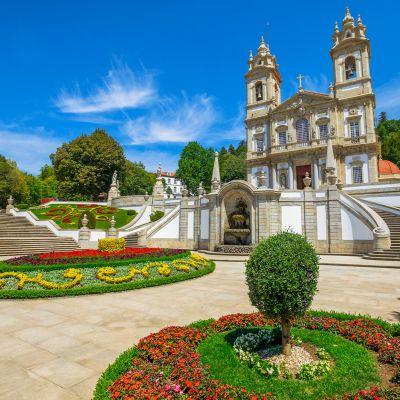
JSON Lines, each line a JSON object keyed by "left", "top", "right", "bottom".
{"left": 246, "top": 7, "right": 381, "bottom": 190}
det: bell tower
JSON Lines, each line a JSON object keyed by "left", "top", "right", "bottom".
{"left": 245, "top": 37, "right": 282, "bottom": 111}
{"left": 330, "top": 7, "right": 372, "bottom": 99}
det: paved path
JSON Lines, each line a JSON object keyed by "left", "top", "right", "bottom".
{"left": 0, "top": 261, "right": 399, "bottom": 400}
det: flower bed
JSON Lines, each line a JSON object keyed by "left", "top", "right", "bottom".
{"left": 93, "top": 312, "right": 400, "bottom": 400}
{"left": 29, "top": 203, "right": 137, "bottom": 229}
{"left": 0, "top": 253, "right": 214, "bottom": 299}
{"left": 5, "top": 248, "right": 184, "bottom": 266}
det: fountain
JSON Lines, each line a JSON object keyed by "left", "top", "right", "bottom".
{"left": 224, "top": 198, "right": 251, "bottom": 245}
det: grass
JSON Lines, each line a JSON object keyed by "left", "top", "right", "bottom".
{"left": 0, "top": 256, "right": 215, "bottom": 299}
{"left": 198, "top": 327, "right": 381, "bottom": 400}
{"left": 29, "top": 203, "right": 136, "bottom": 229}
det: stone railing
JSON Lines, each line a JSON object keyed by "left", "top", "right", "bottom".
{"left": 339, "top": 192, "right": 391, "bottom": 251}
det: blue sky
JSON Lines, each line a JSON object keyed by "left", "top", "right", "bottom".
{"left": 0, "top": 0, "right": 399, "bottom": 175}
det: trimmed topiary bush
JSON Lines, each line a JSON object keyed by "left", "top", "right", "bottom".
{"left": 246, "top": 231, "right": 319, "bottom": 355}
{"left": 150, "top": 210, "right": 164, "bottom": 222}
{"left": 78, "top": 210, "right": 96, "bottom": 229}
{"left": 98, "top": 238, "right": 125, "bottom": 253}
{"left": 127, "top": 209, "right": 137, "bottom": 216}
{"left": 16, "top": 203, "right": 29, "bottom": 210}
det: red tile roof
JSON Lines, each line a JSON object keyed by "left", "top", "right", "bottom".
{"left": 379, "top": 159, "right": 400, "bottom": 175}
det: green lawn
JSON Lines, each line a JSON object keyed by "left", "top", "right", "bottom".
{"left": 29, "top": 203, "right": 136, "bottom": 229}
{"left": 198, "top": 327, "right": 381, "bottom": 400}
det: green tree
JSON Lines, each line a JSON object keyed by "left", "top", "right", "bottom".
{"left": 220, "top": 141, "right": 247, "bottom": 183}
{"left": 245, "top": 232, "right": 319, "bottom": 355}
{"left": 121, "top": 161, "right": 156, "bottom": 195}
{"left": 378, "top": 111, "right": 387, "bottom": 125}
{"left": 52, "top": 129, "right": 126, "bottom": 200}
{"left": 176, "top": 142, "right": 214, "bottom": 194}
{"left": 0, "top": 155, "right": 30, "bottom": 207}
{"left": 38, "top": 165, "right": 59, "bottom": 199}
{"left": 376, "top": 118, "right": 400, "bottom": 167}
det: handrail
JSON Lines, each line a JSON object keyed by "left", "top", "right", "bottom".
{"left": 339, "top": 191, "right": 390, "bottom": 250}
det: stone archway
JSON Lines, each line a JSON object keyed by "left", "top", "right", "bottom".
{"left": 218, "top": 182, "right": 256, "bottom": 246}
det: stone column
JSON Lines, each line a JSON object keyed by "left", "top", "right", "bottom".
{"left": 271, "top": 164, "right": 277, "bottom": 189}
{"left": 326, "top": 185, "right": 342, "bottom": 253}
{"left": 312, "top": 160, "right": 319, "bottom": 189}
{"left": 288, "top": 162, "right": 294, "bottom": 189}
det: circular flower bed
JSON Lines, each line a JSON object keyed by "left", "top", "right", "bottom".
{"left": 93, "top": 312, "right": 400, "bottom": 400}
{"left": 0, "top": 252, "right": 214, "bottom": 299}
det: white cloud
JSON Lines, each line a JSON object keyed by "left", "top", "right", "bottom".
{"left": 376, "top": 75, "right": 400, "bottom": 117}
{"left": 0, "top": 125, "right": 61, "bottom": 174}
{"left": 290, "top": 73, "right": 330, "bottom": 94}
{"left": 55, "top": 62, "right": 156, "bottom": 114}
{"left": 121, "top": 93, "right": 217, "bottom": 145}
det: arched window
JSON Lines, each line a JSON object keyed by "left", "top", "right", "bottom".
{"left": 345, "top": 56, "right": 357, "bottom": 80}
{"left": 296, "top": 118, "right": 309, "bottom": 143}
{"left": 255, "top": 82, "right": 263, "bottom": 101}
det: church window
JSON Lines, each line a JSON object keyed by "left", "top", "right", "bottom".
{"left": 352, "top": 165, "right": 363, "bottom": 183}
{"left": 256, "top": 138, "right": 264, "bottom": 152}
{"left": 349, "top": 121, "right": 360, "bottom": 138}
{"left": 345, "top": 56, "right": 357, "bottom": 80}
{"left": 278, "top": 132, "right": 287, "bottom": 145}
{"left": 346, "top": 31, "right": 352, "bottom": 38}
{"left": 255, "top": 82, "right": 263, "bottom": 101}
{"left": 319, "top": 124, "right": 328, "bottom": 141}
{"left": 296, "top": 118, "right": 309, "bottom": 144}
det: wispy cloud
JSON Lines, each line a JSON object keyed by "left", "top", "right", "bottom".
{"left": 376, "top": 75, "right": 400, "bottom": 118}
{"left": 290, "top": 73, "right": 329, "bottom": 94}
{"left": 121, "top": 93, "right": 217, "bottom": 145}
{"left": 0, "top": 125, "right": 61, "bottom": 174}
{"left": 55, "top": 61, "right": 156, "bottom": 114}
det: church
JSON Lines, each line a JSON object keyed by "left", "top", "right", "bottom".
{"left": 245, "top": 7, "right": 392, "bottom": 190}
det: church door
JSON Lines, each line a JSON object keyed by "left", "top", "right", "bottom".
{"left": 296, "top": 165, "right": 311, "bottom": 189}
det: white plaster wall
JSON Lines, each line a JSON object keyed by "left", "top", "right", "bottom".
{"left": 152, "top": 214, "right": 180, "bottom": 239}
{"left": 187, "top": 211, "right": 194, "bottom": 240}
{"left": 344, "top": 154, "right": 369, "bottom": 184}
{"left": 361, "top": 195, "right": 400, "bottom": 208}
{"left": 200, "top": 209, "right": 209, "bottom": 240}
{"left": 281, "top": 205, "right": 302, "bottom": 234}
{"left": 341, "top": 207, "right": 373, "bottom": 240}
{"left": 316, "top": 205, "right": 327, "bottom": 240}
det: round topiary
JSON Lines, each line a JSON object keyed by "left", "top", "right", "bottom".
{"left": 246, "top": 231, "right": 319, "bottom": 355}
{"left": 150, "top": 210, "right": 164, "bottom": 222}
{"left": 78, "top": 210, "right": 96, "bottom": 229}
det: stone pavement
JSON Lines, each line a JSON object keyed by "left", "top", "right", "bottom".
{"left": 0, "top": 261, "right": 399, "bottom": 400}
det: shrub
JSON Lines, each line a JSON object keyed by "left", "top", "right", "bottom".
{"left": 16, "top": 203, "right": 29, "bottom": 210}
{"left": 246, "top": 231, "right": 319, "bottom": 355}
{"left": 127, "top": 209, "right": 137, "bottom": 216}
{"left": 78, "top": 210, "right": 96, "bottom": 229}
{"left": 98, "top": 238, "right": 125, "bottom": 253}
{"left": 150, "top": 210, "right": 164, "bottom": 222}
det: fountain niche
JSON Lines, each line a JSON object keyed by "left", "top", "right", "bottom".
{"left": 224, "top": 198, "right": 251, "bottom": 245}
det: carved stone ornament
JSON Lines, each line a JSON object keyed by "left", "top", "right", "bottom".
{"left": 297, "top": 105, "right": 306, "bottom": 116}
{"left": 256, "top": 125, "right": 264, "bottom": 133}
{"left": 349, "top": 107, "right": 358, "bottom": 116}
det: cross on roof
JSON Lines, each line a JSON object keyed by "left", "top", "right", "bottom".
{"left": 296, "top": 74, "right": 304, "bottom": 89}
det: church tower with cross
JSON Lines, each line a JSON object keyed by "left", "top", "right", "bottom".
{"left": 245, "top": 7, "right": 384, "bottom": 191}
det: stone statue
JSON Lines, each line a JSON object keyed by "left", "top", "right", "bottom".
{"left": 112, "top": 170, "right": 118, "bottom": 185}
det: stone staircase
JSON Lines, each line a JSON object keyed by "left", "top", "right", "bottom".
{"left": 0, "top": 212, "right": 79, "bottom": 257}
{"left": 124, "top": 233, "right": 139, "bottom": 247}
{"left": 363, "top": 208, "right": 400, "bottom": 260}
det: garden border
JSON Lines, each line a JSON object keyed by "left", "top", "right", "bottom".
{"left": 92, "top": 311, "right": 400, "bottom": 400}
{"left": 0, "top": 257, "right": 215, "bottom": 300}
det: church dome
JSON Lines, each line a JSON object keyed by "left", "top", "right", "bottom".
{"left": 379, "top": 159, "right": 400, "bottom": 175}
